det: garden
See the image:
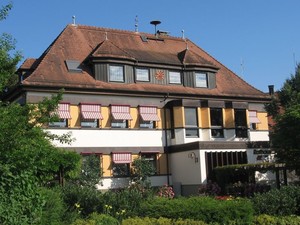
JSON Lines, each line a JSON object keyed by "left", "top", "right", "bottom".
{"left": 35, "top": 155, "right": 300, "bottom": 225}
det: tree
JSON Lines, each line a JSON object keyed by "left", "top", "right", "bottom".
{"left": 0, "top": 3, "right": 81, "bottom": 223}
{"left": 131, "top": 157, "right": 156, "bottom": 189}
{"left": 265, "top": 64, "right": 300, "bottom": 173}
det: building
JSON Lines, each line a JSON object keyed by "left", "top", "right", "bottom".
{"left": 6, "top": 23, "right": 271, "bottom": 195}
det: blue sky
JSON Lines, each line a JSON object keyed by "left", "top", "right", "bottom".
{"left": 2, "top": 0, "right": 300, "bottom": 92}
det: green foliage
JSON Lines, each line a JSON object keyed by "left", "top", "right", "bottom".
{"left": 0, "top": 165, "right": 44, "bottom": 225}
{"left": 122, "top": 217, "right": 208, "bottom": 225}
{"left": 131, "top": 157, "right": 155, "bottom": 188}
{"left": 76, "top": 154, "right": 102, "bottom": 188}
{"left": 254, "top": 214, "right": 300, "bottom": 225}
{"left": 0, "top": 2, "right": 12, "bottom": 21}
{"left": 251, "top": 185, "right": 300, "bottom": 216}
{"left": 62, "top": 183, "right": 103, "bottom": 218}
{"left": 101, "top": 186, "right": 154, "bottom": 218}
{"left": 137, "top": 196, "right": 254, "bottom": 224}
{"left": 39, "top": 187, "right": 66, "bottom": 225}
{"left": 265, "top": 64, "right": 300, "bottom": 171}
{"left": 71, "top": 213, "right": 119, "bottom": 225}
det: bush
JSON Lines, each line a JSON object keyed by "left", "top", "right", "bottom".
{"left": 62, "top": 183, "right": 103, "bottom": 218}
{"left": 39, "top": 187, "right": 65, "bottom": 225}
{"left": 72, "top": 213, "right": 119, "bottom": 225}
{"left": 254, "top": 214, "right": 300, "bottom": 225}
{"left": 251, "top": 185, "right": 300, "bottom": 216}
{"left": 137, "top": 196, "right": 253, "bottom": 224}
{"left": 122, "top": 217, "right": 208, "bottom": 225}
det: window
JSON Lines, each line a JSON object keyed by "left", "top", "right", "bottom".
{"left": 139, "top": 106, "right": 160, "bottom": 129}
{"left": 109, "top": 65, "right": 124, "bottom": 82}
{"left": 111, "top": 120, "right": 128, "bottom": 128}
{"left": 195, "top": 72, "right": 208, "bottom": 88}
{"left": 141, "top": 153, "right": 157, "bottom": 174}
{"left": 80, "top": 104, "right": 103, "bottom": 128}
{"left": 210, "top": 108, "right": 224, "bottom": 138}
{"left": 111, "top": 105, "right": 132, "bottom": 128}
{"left": 169, "top": 71, "right": 182, "bottom": 84}
{"left": 184, "top": 107, "right": 199, "bottom": 137}
{"left": 136, "top": 68, "right": 150, "bottom": 81}
{"left": 112, "top": 153, "right": 131, "bottom": 177}
{"left": 49, "top": 103, "right": 71, "bottom": 128}
{"left": 235, "top": 109, "right": 248, "bottom": 138}
{"left": 249, "top": 110, "right": 260, "bottom": 130}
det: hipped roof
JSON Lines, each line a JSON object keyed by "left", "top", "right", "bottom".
{"left": 19, "top": 24, "right": 269, "bottom": 100}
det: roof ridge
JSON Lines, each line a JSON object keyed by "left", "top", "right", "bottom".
{"left": 71, "top": 24, "right": 187, "bottom": 41}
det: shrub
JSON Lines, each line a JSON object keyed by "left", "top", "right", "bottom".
{"left": 137, "top": 196, "right": 253, "bottom": 224}
{"left": 157, "top": 184, "right": 175, "bottom": 199}
{"left": 254, "top": 214, "right": 300, "bottom": 225}
{"left": 39, "top": 187, "right": 65, "bottom": 225}
{"left": 71, "top": 213, "right": 119, "bottom": 225}
{"left": 62, "top": 183, "right": 103, "bottom": 218}
{"left": 198, "top": 180, "right": 221, "bottom": 196}
{"left": 122, "top": 217, "right": 208, "bottom": 225}
{"left": 251, "top": 185, "right": 300, "bottom": 216}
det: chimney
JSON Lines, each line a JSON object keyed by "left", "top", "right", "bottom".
{"left": 268, "top": 85, "right": 274, "bottom": 95}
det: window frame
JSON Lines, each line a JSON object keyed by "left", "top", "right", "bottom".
{"left": 210, "top": 108, "right": 224, "bottom": 138}
{"left": 234, "top": 109, "right": 248, "bottom": 138}
{"left": 169, "top": 71, "right": 182, "bottom": 84}
{"left": 139, "top": 120, "right": 155, "bottom": 129}
{"left": 184, "top": 107, "right": 199, "bottom": 138}
{"left": 195, "top": 72, "right": 208, "bottom": 88}
{"left": 141, "top": 153, "right": 158, "bottom": 174}
{"left": 135, "top": 68, "right": 150, "bottom": 82}
{"left": 111, "top": 119, "right": 128, "bottom": 128}
{"left": 112, "top": 163, "right": 130, "bottom": 177}
{"left": 81, "top": 119, "right": 99, "bottom": 128}
{"left": 49, "top": 118, "right": 68, "bottom": 128}
{"left": 109, "top": 65, "right": 125, "bottom": 82}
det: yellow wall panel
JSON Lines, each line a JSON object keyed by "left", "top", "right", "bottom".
{"left": 101, "top": 106, "right": 110, "bottom": 128}
{"left": 157, "top": 108, "right": 162, "bottom": 129}
{"left": 70, "top": 105, "right": 80, "bottom": 128}
{"left": 158, "top": 153, "right": 167, "bottom": 174}
{"left": 174, "top": 106, "right": 184, "bottom": 128}
{"left": 200, "top": 108, "right": 210, "bottom": 128}
{"left": 130, "top": 108, "right": 139, "bottom": 129}
{"left": 224, "top": 108, "right": 235, "bottom": 128}
{"left": 256, "top": 112, "right": 269, "bottom": 130}
{"left": 102, "top": 154, "right": 112, "bottom": 177}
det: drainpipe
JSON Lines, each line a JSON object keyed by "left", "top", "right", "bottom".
{"left": 162, "top": 93, "right": 170, "bottom": 186}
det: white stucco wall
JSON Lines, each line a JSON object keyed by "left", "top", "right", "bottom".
{"left": 47, "top": 129, "right": 165, "bottom": 148}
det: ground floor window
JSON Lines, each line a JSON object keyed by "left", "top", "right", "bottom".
{"left": 141, "top": 153, "right": 158, "bottom": 174}
{"left": 205, "top": 151, "right": 247, "bottom": 180}
{"left": 112, "top": 163, "right": 130, "bottom": 177}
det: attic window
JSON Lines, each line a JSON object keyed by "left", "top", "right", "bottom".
{"left": 65, "top": 60, "right": 82, "bottom": 73}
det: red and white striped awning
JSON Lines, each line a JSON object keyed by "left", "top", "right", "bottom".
{"left": 249, "top": 111, "right": 261, "bottom": 123}
{"left": 111, "top": 105, "right": 132, "bottom": 120}
{"left": 56, "top": 103, "right": 71, "bottom": 119}
{"left": 139, "top": 106, "right": 160, "bottom": 121}
{"left": 80, "top": 104, "right": 103, "bottom": 120}
{"left": 112, "top": 153, "right": 132, "bottom": 164}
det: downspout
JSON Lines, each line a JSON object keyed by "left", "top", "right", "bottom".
{"left": 162, "top": 93, "right": 170, "bottom": 186}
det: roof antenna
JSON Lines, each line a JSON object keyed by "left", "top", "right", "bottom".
{"left": 150, "top": 20, "right": 161, "bottom": 35}
{"left": 240, "top": 58, "right": 244, "bottom": 77}
{"left": 72, "top": 15, "right": 76, "bottom": 26}
{"left": 135, "top": 15, "right": 139, "bottom": 33}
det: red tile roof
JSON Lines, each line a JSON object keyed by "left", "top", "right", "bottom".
{"left": 20, "top": 24, "right": 269, "bottom": 100}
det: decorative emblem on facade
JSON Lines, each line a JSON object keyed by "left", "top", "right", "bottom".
{"left": 155, "top": 70, "right": 165, "bottom": 80}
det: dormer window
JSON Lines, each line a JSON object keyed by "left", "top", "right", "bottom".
{"left": 135, "top": 68, "right": 150, "bottom": 82}
{"left": 169, "top": 71, "right": 182, "bottom": 84}
{"left": 195, "top": 72, "right": 208, "bottom": 88}
{"left": 109, "top": 65, "right": 124, "bottom": 82}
